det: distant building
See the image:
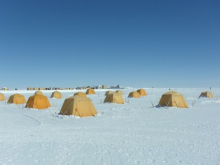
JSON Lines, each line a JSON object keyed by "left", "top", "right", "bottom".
{"left": 2, "top": 87, "right": 7, "bottom": 90}
{"left": 102, "top": 85, "right": 108, "bottom": 89}
{"left": 76, "top": 87, "right": 86, "bottom": 90}
{"left": 109, "top": 85, "right": 124, "bottom": 89}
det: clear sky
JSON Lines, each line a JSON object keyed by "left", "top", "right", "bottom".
{"left": 0, "top": 0, "right": 219, "bottom": 88}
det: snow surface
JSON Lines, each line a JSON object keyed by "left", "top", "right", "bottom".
{"left": 0, "top": 88, "right": 220, "bottom": 165}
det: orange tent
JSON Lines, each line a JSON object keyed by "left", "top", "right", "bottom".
{"left": 137, "top": 89, "right": 147, "bottom": 96}
{"left": 128, "top": 91, "right": 141, "bottom": 98}
{"left": 104, "top": 93, "right": 125, "bottom": 104}
{"left": 199, "top": 91, "right": 214, "bottom": 98}
{"left": 0, "top": 93, "right": 6, "bottom": 101}
{"left": 158, "top": 91, "right": 188, "bottom": 108}
{"left": 60, "top": 96, "right": 97, "bottom": 117}
{"left": 51, "top": 91, "right": 62, "bottom": 99}
{"left": 25, "top": 94, "right": 51, "bottom": 110}
{"left": 86, "top": 89, "right": 96, "bottom": 95}
{"left": 7, "top": 94, "right": 26, "bottom": 104}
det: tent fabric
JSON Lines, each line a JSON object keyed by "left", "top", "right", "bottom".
{"left": 0, "top": 93, "right": 6, "bottom": 101}
{"left": 115, "top": 90, "right": 123, "bottom": 95}
{"left": 199, "top": 91, "right": 214, "bottom": 98}
{"left": 104, "top": 93, "right": 125, "bottom": 104}
{"left": 86, "top": 89, "right": 96, "bottom": 95}
{"left": 137, "top": 89, "right": 147, "bottom": 96}
{"left": 128, "top": 91, "right": 141, "bottom": 98}
{"left": 25, "top": 94, "right": 51, "bottom": 110}
{"left": 7, "top": 94, "right": 26, "bottom": 104}
{"left": 51, "top": 91, "right": 62, "bottom": 99}
{"left": 74, "top": 92, "right": 87, "bottom": 97}
{"left": 60, "top": 96, "right": 97, "bottom": 117}
{"left": 35, "top": 91, "right": 43, "bottom": 95}
{"left": 158, "top": 91, "right": 188, "bottom": 108}
{"left": 105, "top": 90, "right": 115, "bottom": 96}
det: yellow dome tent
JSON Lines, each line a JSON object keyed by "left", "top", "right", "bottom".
{"left": 105, "top": 90, "right": 114, "bottom": 96}
{"left": 137, "top": 89, "right": 147, "bottom": 96}
{"left": 0, "top": 93, "right": 6, "bottom": 101}
{"left": 25, "top": 94, "right": 51, "bottom": 110}
{"left": 128, "top": 91, "right": 141, "bottom": 98}
{"left": 104, "top": 93, "right": 125, "bottom": 104}
{"left": 7, "top": 94, "right": 26, "bottom": 104}
{"left": 60, "top": 96, "right": 97, "bottom": 117}
{"left": 35, "top": 91, "right": 43, "bottom": 95}
{"left": 74, "top": 92, "right": 87, "bottom": 97}
{"left": 51, "top": 91, "right": 62, "bottom": 99}
{"left": 199, "top": 91, "right": 214, "bottom": 98}
{"left": 86, "top": 89, "right": 96, "bottom": 95}
{"left": 158, "top": 91, "right": 188, "bottom": 108}
{"left": 115, "top": 90, "right": 123, "bottom": 95}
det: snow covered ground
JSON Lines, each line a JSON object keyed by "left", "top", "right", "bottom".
{"left": 0, "top": 88, "right": 220, "bottom": 165}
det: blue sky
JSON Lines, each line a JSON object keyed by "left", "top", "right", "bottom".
{"left": 0, "top": 0, "right": 219, "bottom": 88}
